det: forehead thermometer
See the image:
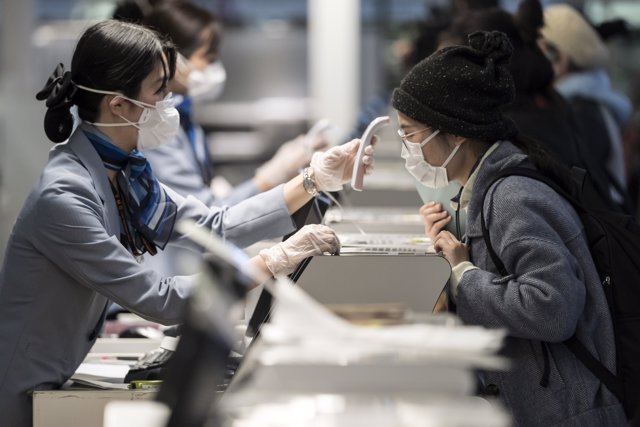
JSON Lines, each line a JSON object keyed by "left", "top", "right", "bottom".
{"left": 351, "top": 116, "right": 390, "bottom": 191}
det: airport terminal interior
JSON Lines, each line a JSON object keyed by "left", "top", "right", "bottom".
{"left": 1, "top": 0, "right": 640, "bottom": 426}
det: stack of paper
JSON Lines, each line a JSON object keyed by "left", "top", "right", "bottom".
{"left": 222, "top": 278, "right": 510, "bottom": 425}
{"left": 70, "top": 363, "right": 131, "bottom": 390}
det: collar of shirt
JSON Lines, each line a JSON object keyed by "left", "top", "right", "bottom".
{"left": 453, "top": 142, "right": 501, "bottom": 211}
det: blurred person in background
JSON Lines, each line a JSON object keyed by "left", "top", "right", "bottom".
{"left": 113, "top": 0, "right": 328, "bottom": 210}
{"left": 113, "top": 0, "right": 329, "bottom": 276}
{"left": 540, "top": 3, "right": 635, "bottom": 214}
{"left": 437, "top": 0, "right": 622, "bottom": 211}
{"left": 0, "top": 19, "right": 373, "bottom": 426}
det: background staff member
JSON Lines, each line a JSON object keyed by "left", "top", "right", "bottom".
{"left": 394, "top": 31, "right": 625, "bottom": 425}
{"left": 116, "top": 0, "right": 330, "bottom": 277}
{"left": 116, "top": 0, "right": 328, "bottom": 208}
{"left": 0, "top": 20, "right": 372, "bottom": 427}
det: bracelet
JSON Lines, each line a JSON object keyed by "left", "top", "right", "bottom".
{"left": 302, "top": 167, "right": 318, "bottom": 196}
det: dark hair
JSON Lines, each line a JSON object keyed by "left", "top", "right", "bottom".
{"left": 36, "top": 20, "right": 176, "bottom": 143}
{"left": 439, "top": 0, "right": 554, "bottom": 102}
{"left": 453, "top": 0, "right": 499, "bottom": 15}
{"left": 511, "top": 133, "right": 576, "bottom": 192}
{"left": 112, "top": 0, "right": 175, "bottom": 23}
{"left": 403, "top": 9, "right": 452, "bottom": 71}
{"left": 142, "top": 2, "right": 221, "bottom": 60}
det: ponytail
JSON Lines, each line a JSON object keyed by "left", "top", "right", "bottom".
{"left": 511, "top": 132, "right": 579, "bottom": 195}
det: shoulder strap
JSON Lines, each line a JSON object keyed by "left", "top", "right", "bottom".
{"left": 480, "top": 167, "right": 624, "bottom": 402}
{"left": 480, "top": 166, "right": 585, "bottom": 276}
{"left": 564, "top": 336, "right": 623, "bottom": 400}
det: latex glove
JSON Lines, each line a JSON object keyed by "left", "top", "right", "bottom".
{"left": 255, "top": 133, "right": 330, "bottom": 190}
{"left": 309, "top": 138, "right": 376, "bottom": 192}
{"left": 259, "top": 224, "right": 340, "bottom": 276}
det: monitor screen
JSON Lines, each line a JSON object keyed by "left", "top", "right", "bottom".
{"left": 246, "top": 195, "right": 331, "bottom": 338}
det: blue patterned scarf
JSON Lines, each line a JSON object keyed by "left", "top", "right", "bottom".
{"left": 84, "top": 128, "right": 177, "bottom": 256}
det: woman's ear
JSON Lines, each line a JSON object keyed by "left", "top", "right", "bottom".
{"left": 450, "top": 134, "right": 466, "bottom": 147}
{"left": 106, "top": 95, "right": 126, "bottom": 118}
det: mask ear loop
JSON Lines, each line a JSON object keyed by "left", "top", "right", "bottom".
{"left": 440, "top": 141, "right": 463, "bottom": 168}
{"left": 75, "top": 84, "right": 155, "bottom": 109}
{"left": 418, "top": 129, "right": 440, "bottom": 147}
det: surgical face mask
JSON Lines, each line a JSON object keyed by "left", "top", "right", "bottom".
{"left": 76, "top": 84, "right": 180, "bottom": 150}
{"left": 187, "top": 61, "right": 226, "bottom": 102}
{"left": 400, "top": 129, "right": 462, "bottom": 189}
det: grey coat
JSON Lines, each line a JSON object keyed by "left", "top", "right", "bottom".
{"left": 457, "top": 141, "right": 626, "bottom": 426}
{"left": 0, "top": 128, "right": 295, "bottom": 427}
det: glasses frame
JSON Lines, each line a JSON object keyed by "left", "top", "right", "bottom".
{"left": 397, "top": 127, "right": 430, "bottom": 149}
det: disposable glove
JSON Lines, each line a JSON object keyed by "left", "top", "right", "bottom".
{"left": 255, "top": 133, "right": 330, "bottom": 189}
{"left": 309, "top": 139, "right": 375, "bottom": 192}
{"left": 258, "top": 224, "right": 340, "bottom": 275}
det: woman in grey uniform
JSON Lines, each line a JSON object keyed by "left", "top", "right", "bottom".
{"left": 0, "top": 20, "right": 372, "bottom": 426}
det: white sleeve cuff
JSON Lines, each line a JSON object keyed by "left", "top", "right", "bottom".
{"left": 450, "top": 261, "right": 478, "bottom": 302}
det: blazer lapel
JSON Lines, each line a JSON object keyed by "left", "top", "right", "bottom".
{"left": 67, "top": 128, "right": 121, "bottom": 237}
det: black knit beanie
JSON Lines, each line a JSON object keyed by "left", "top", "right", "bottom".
{"left": 392, "top": 31, "right": 518, "bottom": 142}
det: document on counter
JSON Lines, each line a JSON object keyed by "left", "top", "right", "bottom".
{"left": 260, "top": 276, "right": 507, "bottom": 369}
{"left": 70, "top": 362, "right": 131, "bottom": 389}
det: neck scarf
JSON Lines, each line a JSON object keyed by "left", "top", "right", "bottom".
{"left": 84, "top": 128, "right": 177, "bottom": 256}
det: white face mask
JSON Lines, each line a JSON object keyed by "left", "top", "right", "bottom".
{"left": 76, "top": 84, "right": 180, "bottom": 150}
{"left": 187, "top": 61, "right": 226, "bottom": 102}
{"left": 400, "top": 129, "right": 462, "bottom": 189}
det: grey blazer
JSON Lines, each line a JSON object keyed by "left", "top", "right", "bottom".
{"left": 0, "top": 128, "right": 295, "bottom": 427}
{"left": 457, "top": 142, "right": 626, "bottom": 426}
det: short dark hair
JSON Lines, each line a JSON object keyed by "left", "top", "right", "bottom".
{"left": 143, "top": 2, "right": 221, "bottom": 60}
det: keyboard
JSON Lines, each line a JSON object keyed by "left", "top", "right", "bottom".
{"left": 338, "top": 233, "right": 433, "bottom": 255}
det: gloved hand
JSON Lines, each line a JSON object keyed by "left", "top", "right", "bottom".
{"left": 258, "top": 224, "right": 340, "bottom": 276}
{"left": 309, "top": 138, "right": 375, "bottom": 192}
{"left": 255, "top": 133, "right": 330, "bottom": 190}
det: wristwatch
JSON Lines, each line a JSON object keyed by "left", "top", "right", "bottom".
{"left": 302, "top": 167, "right": 318, "bottom": 196}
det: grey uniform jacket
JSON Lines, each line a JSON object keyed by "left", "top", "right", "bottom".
{"left": 143, "top": 124, "right": 260, "bottom": 208}
{"left": 456, "top": 141, "right": 626, "bottom": 426}
{"left": 0, "top": 128, "right": 295, "bottom": 427}
{"left": 142, "top": 124, "right": 263, "bottom": 276}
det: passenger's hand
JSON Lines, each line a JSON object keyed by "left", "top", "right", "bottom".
{"left": 419, "top": 201, "right": 451, "bottom": 242}
{"left": 255, "top": 134, "right": 329, "bottom": 190}
{"left": 258, "top": 224, "right": 340, "bottom": 275}
{"left": 310, "top": 138, "right": 376, "bottom": 192}
{"left": 433, "top": 230, "right": 469, "bottom": 267}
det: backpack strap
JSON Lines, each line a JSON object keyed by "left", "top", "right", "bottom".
{"left": 565, "top": 335, "right": 623, "bottom": 400}
{"left": 480, "top": 167, "right": 561, "bottom": 276}
{"left": 480, "top": 166, "right": 624, "bottom": 401}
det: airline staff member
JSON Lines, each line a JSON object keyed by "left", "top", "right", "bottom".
{"left": 0, "top": 20, "right": 373, "bottom": 427}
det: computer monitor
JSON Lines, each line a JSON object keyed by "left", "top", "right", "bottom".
{"left": 246, "top": 195, "right": 331, "bottom": 338}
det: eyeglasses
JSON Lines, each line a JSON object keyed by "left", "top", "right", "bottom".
{"left": 397, "top": 127, "right": 430, "bottom": 149}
